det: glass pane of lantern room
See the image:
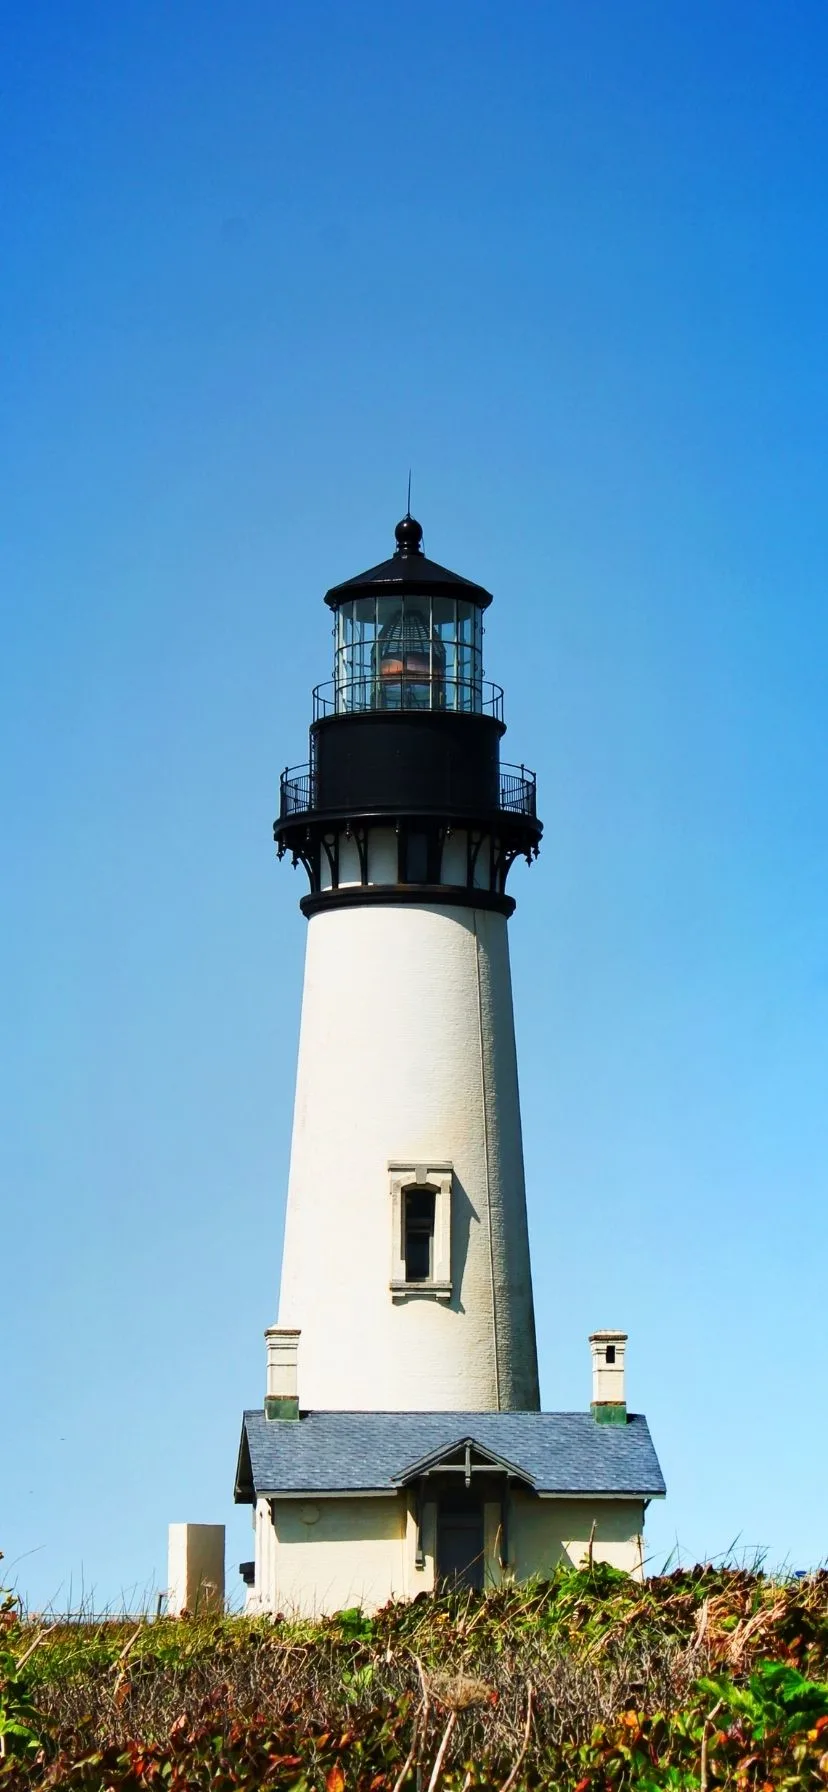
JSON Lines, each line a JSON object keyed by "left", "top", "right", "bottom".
{"left": 352, "top": 596, "right": 377, "bottom": 710}
{"left": 432, "top": 595, "right": 458, "bottom": 709}
{"left": 456, "top": 602, "right": 482, "bottom": 712}
{"left": 335, "top": 602, "right": 353, "bottom": 711}
{"left": 375, "top": 597, "right": 436, "bottom": 710}
{"left": 375, "top": 597, "right": 404, "bottom": 709}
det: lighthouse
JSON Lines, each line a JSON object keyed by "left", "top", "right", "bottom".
{"left": 233, "top": 513, "right": 665, "bottom": 1614}
{"left": 274, "top": 514, "right": 542, "bottom": 1413}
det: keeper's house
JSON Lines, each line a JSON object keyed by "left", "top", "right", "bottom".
{"left": 235, "top": 1331, "right": 665, "bottom": 1615}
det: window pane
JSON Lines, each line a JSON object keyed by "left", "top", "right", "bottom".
{"left": 431, "top": 594, "right": 457, "bottom": 705}
{"left": 406, "top": 1188, "right": 435, "bottom": 1226}
{"left": 457, "top": 602, "right": 475, "bottom": 644}
{"left": 455, "top": 604, "right": 482, "bottom": 711}
{"left": 431, "top": 595, "right": 457, "bottom": 634}
{"left": 405, "top": 1231, "right": 431, "bottom": 1281}
{"left": 375, "top": 598, "right": 438, "bottom": 711}
{"left": 404, "top": 1186, "right": 435, "bottom": 1281}
{"left": 456, "top": 640, "right": 474, "bottom": 711}
{"left": 333, "top": 594, "right": 482, "bottom": 715}
{"left": 406, "top": 832, "right": 429, "bottom": 882}
{"left": 334, "top": 603, "right": 353, "bottom": 710}
{"left": 343, "top": 597, "right": 375, "bottom": 709}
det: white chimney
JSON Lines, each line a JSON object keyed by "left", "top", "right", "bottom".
{"left": 265, "top": 1326, "right": 301, "bottom": 1421}
{"left": 589, "top": 1330, "right": 627, "bottom": 1424}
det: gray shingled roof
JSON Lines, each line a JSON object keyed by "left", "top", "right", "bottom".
{"left": 235, "top": 1411, "right": 665, "bottom": 1503}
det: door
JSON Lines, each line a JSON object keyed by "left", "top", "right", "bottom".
{"left": 436, "top": 1494, "right": 485, "bottom": 1590}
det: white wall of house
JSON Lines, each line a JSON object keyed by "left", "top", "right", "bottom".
{"left": 277, "top": 900, "right": 539, "bottom": 1413}
{"left": 250, "top": 1495, "right": 409, "bottom": 1617}
{"left": 248, "top": 1491, "right": 646, "bottom": 1616}
{"left": 507, "top": 1494, "right": 645, "bottom": 1582}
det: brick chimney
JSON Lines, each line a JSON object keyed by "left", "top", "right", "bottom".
{"left": 265, "top": 1326, "right": 301, "bottom": 1422}
{"left": 589, "top": 1329, "right": 627, "bottom": 1425}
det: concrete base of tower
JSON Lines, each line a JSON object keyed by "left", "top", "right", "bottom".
{"left": 277, "top": 900, "right": 540, "bottom": 1412}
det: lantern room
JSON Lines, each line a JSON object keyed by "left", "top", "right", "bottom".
{"left": 273, "top": 511, "right": 542, "bottom": 916}
{"left": 321, "top": 515, "right": 495, "bottom": 718}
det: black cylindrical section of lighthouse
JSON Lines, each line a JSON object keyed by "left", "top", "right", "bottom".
{"left": 275, "top": 515, "right": 542, "bottom": 915}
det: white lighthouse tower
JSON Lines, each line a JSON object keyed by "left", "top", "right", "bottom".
{"left": 233, "top": 512, "right": 666, "bottom": 1613}
{"left": 274, "top": 514, "right": 542, "bottom": 1413}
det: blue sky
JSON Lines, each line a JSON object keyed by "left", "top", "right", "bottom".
{"left": 2, "top": 0, "right": 827, "bottom": 1608}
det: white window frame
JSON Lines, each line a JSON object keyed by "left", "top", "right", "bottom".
{"left": 389, "top": 1160, "right": 452, "bottom": 1301}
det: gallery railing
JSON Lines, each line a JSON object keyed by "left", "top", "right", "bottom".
{"left": 278, "top": 761, "right": 537, "bottom": 822}
{"left": 312, "top": 676, "right": 505, "bottom": 721}
{"left": 499, "top": 764, "right": 537, "bottom": 818}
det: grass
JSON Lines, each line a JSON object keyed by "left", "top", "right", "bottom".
{"left": 3, "top": 1562, "right": 828, "bottom": 1787}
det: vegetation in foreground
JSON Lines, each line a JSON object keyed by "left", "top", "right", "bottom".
{"left": 3, "top": 1560, "right": 828, "bottom": 1789}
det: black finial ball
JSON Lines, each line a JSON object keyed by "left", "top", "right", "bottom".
{"left": 394, "top": 515, "right": 424, "bottom": 555}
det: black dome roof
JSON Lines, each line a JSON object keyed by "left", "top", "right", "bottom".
{"left": 324, "top": 516, "right": 493, "bottom": 610}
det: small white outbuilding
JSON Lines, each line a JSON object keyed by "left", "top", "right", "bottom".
{"left": 166, "top": 1523, "right": 225, "bottom": 1617}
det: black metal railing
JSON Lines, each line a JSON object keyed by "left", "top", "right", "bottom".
{"left": 312, "top": 677, "right": 505, "bottom": 722}
{"left": 279, "top": 760, "right": 537, "bottom": 822}
{"left": 280, "top": 763, "right": 314, "bottom": 817}
{"left": 499, "top": 763, "right": 537, "bottom": 817}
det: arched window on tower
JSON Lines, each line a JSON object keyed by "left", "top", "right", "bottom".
{"left": 389, "top": 1162, "right": 453, "bottom": 1301}
{"left": 404, "top": 1186, "right": 436, "bottom": 1282}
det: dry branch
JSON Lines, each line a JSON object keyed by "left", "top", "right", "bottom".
{"left": 426, "top": 1709, "right": 457, "bottom": 1792}
{"left": 499, "top": 1683, "right": 534, "bottom": 1792}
